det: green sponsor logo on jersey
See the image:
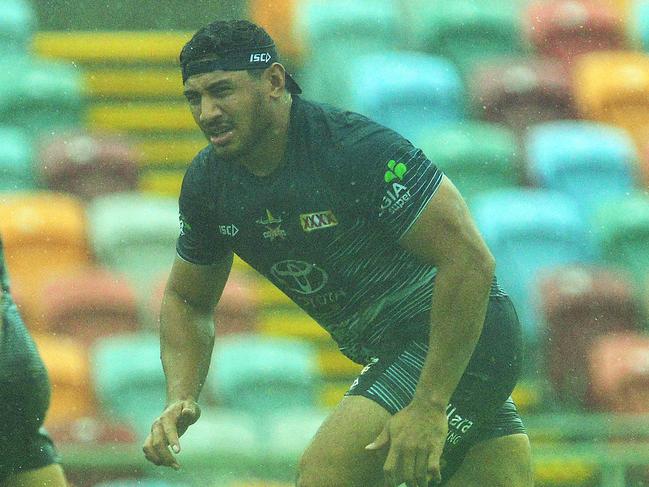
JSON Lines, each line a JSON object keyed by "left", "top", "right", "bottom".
{"left": 384, "top": 159, "right": 408, "bottom": 183}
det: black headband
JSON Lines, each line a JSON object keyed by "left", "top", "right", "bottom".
{"left": 181, "top": 43, "right": 302, "bottom": 94}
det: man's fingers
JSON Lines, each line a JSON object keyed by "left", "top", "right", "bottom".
{"left": 150, "top": 421, "right": 180, "bottom": 470}
{"left": 366, "top": 426, "right": 390, "bottom": 451}
{"left": 142, "top": 434, "right": 162, "bottom": 466}
{"left": 400, "top": 446, "right": 417, "bottom": 487}
{"left": 415, "top": 448, "right": 431, "bottom": 487}
{"left": 427, "top": 452, "right": 442, "bottom": 485}
{"left": 160, "top": 414, "right": 181, "bottom": 453}
{"left": 383, "top": 445, "right": 401, "bottom": 487}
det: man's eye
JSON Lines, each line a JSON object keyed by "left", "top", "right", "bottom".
{"left": 185, "top": 95, "right": 200, "bottom": 105}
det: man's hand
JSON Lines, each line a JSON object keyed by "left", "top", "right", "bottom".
{"left": 142, "top": 399, "right": 201, "bottom": 470}
{"left": 366, "top": 403, "right": 448, "bottom": 487}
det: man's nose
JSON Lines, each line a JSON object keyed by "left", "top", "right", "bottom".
{"left": 199, "top": 96, "right": 223, "bottom": 124}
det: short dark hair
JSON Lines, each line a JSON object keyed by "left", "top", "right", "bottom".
{"left": 180, "top": 20, "right": 273, "bottom": 68}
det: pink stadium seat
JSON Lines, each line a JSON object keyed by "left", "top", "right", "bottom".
{"left": 524, "top": 0, "right": 628, "bottom": 68}
{"left": 147, "top": 270, "right": 260, "bottom": 334}
{"left": 39, "top": 267, "right": 140, "bottom": 343}
{"left": 37, "top": 132, "right": 139, "bottom": 201}
{"left": 538, "top": 266, "right": 640, "bottom": 408}
{"left": 0, "top": 192, "right": 91, "bottom": 330}
{"left": 588, "top": 332, "right": 649, "bottom": 413}
{"left": 470, "top": 57, "right": 575, "bottom": 143}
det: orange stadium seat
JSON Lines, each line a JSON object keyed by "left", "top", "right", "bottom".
{"left": 538, "top": 265, "right": 640, "bottom": 408}
{"left": 39, "top": 267, "right": 140, "bottom": 344}
{"left": 588, "top": 332, "right": 649, "bottom": 412}
{"left": 470, "top": 57, "right": 575, "bottom": 141}
{"left": 573, "top": 51, "right": 649, "bottom": 146}
{"left": 38, "top": 132, "right": 139, "bottom": 201}
{"left": 248, "top": 0, "right": 305, "bottom": 66}
{"left": 0, "top": 192, "right": 91, "bottom": 330}
{"left": 32, "top": 333, "right": 96, "bottom": 427}
{"left": 524, "top": 0, "right": 628, "bottom": 68}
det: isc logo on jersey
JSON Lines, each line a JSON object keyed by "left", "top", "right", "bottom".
{"left": 249, "top": 52, "right": 271, "bottom": 63}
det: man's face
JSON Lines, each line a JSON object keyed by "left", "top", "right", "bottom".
{"left": 182, "top": 69, "right": 271, "bottom": 160}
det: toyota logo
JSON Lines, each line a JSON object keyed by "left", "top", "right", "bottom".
{"left": 270, "top": 260, "right": 328, "bottom": 295}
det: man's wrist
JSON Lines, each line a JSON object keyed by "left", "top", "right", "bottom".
{"left": 410, "top": 393, "right": 448, "bottom": 414}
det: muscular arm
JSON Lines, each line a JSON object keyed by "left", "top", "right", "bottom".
{"left": 160, "top": 251, "right": 233, "bottom": 404}
{"left": 399, "top": 175, "right": 495, "bottom": 410}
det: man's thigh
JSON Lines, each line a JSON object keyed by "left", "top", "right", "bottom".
{"left": 444, "top": 433, "right": 533, "bottom": 487}
{"left": 2, "top": 464, "right": 67, "bottom": 487}
{"left": 296, "top": 395, "right": 391, "bottom": 487}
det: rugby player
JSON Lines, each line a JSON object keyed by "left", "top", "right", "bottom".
{"left": 142, "top": 20, "right": 533, "bottom": 487}
{"left": 0, "top": 236, "right": 68, "bottom": 486}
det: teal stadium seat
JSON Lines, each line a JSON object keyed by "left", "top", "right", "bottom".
{"left": 0, "top": 57, "right": 84, "bottom": 137}
{"left": 0, "top": 0, "right": 35, "bottom": 56}
{"left": 526, "top": 121, "right": 638, "bottom": 221}
{"left": 87, "top": 193, "right": 179, "bottom": 296}
{"left": 472, "top": 189, "right": 594, "bottom": 345}
{"left": 635, "top": 0, "right": 649, "bottom": 52}
{"left": 207, "top": 335, "right": 318, "bottom": 426}
{"left": 296, "top": 0, "right": 402, "bottom": 107}
{"left": 417, "top": 0, "right": 526, "bottom": 77}
{"left": 593, "top": 193, "right": 649, "bottom": 292}
{"left": 93, "top": 481, "right": 189, "bottom": 487}
{"left": 347, "top": 52, "right": 464, "bottom": 142}
{"left": 0, "top": 126, "right": 34, "bottom": 190}
{"left": 417, "top": 121, "right": 520, "bottom": 205}
{"left": 91, "top": 333, "right": 166, "bottom": 437}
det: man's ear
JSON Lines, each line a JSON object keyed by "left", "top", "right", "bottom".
{"left": 265, "top": 63, "right": 287, "bottom": 98}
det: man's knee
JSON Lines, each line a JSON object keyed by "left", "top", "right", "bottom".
{"left": 295, "top": 454, "right": 341, "bottom": 487}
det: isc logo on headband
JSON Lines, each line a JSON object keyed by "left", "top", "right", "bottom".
{"left": 250, "top": 52, "right": 272, "bottom": 63}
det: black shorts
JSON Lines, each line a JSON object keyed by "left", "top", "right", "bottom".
{"left": 345, "top": 295, "right": 526, "bottom": 484}
{"left": 0, "top": 301, "right": 60, "bottom": 481}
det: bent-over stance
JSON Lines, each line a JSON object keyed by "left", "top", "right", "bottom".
{"left": 142, "top": 19, "right": 533, "bottom": 487}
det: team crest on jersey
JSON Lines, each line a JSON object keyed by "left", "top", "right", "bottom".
{"left": 300, "top": 210, "right": 338, "bottom": 233}
{"left": 256, "top": 209, "right": 287, "bottom": 241}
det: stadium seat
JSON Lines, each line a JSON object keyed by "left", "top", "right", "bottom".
{"left": 265, "top": 408, "right": 328, "bottom": 458}
{"left": 588, "top": 332, "right": 649, "bottom": 412}
{"left": 206, "top": 334, "right": 318, "bottom": 417}
{"left": 0, "top": 191, "right": 91, "bottom": 330}
{"left": 417, "top": 0, "right": 525, "bottom": 77}
{"left": 38, "top": 132, "right": 139, "bottom": 201}
{"left": 93, "top": 481, "right": 189, "bottom": 487}
{"left": 472, "top": 189, "right": 594, "bottom": 344}
{"left": 248, "top": 0, "right": 305, "bottom": 66}
{"left": 256, "top": 309, "right": 330, "bottom": 343}
{"left": 147, "top": 270, "right": 260, "bottom": 334}
{"left": 593, "top": 192, "right": 649, "bottom": 291}
{"left": 347, "top": 52, "right": 464, "bottom": 142}
{"left": 32, "top": 333, "right": 96, "bottom": 426}
{"left": 635, "top": 0, "right": 649, "bottom": 52}
{"left": 138, "top": 167, "right": 184, "bottom": 197}
{"left": 526, "top": 121, "right": 638, "bottom": 220}
{"left": 91, "top": 333, "right": 166, "bottom": 437}
{"left": 296, "top": 0, "right": 401, "bottom": 107}
{"left": 0, "top": 0, "right": 35, "bottom": 56}
{"left": 417, "top": 121, "right": 521, "bottom": 205}
{"left": 523, "top": 0, "right": 628, "bottom": 67}
{"left": 573, "top": 51, "right": 649, "bottom": 146}
{"left": 87, "top": 193, "right": 178, "bottom": 296}
{"left": 0, "top": 126, "right": 34, "bottom": 191}
{"left": 470, "top": 57, "right": 575, "bottom": 139}
{"left": 538, "top": 265, "right": 640, "bottom": 408}
{"left": 0, "top": 57, "right": 85, "bottom": 137}
{"left": 47, "top": 416, "right": 137, "bottom": 445}
{"left": 39, "top": 267, "right": 140, "bottom": 344}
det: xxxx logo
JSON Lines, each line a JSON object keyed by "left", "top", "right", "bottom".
{"left": 384, "top": 159, "right": 408, "bottom": 183}
{"left": 300, "top": 210, "right": 338, "bottom": 233}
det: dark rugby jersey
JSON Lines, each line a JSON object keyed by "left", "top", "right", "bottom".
{"left": 0, "top": 239, "right": 9, "bottom": 318}
{"left": 177, "top": 96, "right": 506, "bottom": 364}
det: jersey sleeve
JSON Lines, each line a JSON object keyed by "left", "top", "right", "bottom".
{"left": 345, "top": 123, "right": 444, "bottom": 241}
{"left": 176, "top": 151, "right": 230, "bottom": 265}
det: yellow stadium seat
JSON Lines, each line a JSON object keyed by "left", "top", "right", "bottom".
{"left": 573, "top": 51, "right": 649, "bottom": 146}
{"left": 317, "top": 346, "right": 362, "bottom": 378}
{"left": 256, "top": 310, "right": 331, "bottom": 342}
{"left": 32, "top": 31, "right": 191, "bottom": 64}
{"left": 254, "top": 279, "right": 295, "bottom": 306}
{"left": 138, "top": 168, "right": 184, "bottom": 197}
{"left": 317, "top": 381, "right": 351, "bottom": 409}
{"left": 511, "top": 380, "right": 543, "bottom": 413}
{"left": 0, "top": 192, "right": 91, "bottom": 330}
{"left": 33, "top": 333, "right": 96, "bottom": 427}
{"left": 84, "top": 68, "right": 183, "bottom": 99}
{"left": 135, "top": 137, "right": 206, "bottom": 166}
{"left": 534, "top": 456, "right": 597, "bottom": 485}
{"left": 87, "top": 102, "right": 195, "bottom": 132}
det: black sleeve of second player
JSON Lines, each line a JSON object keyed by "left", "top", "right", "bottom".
{"left": 176, "top": 154, "right": 230, "bottom": 265}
